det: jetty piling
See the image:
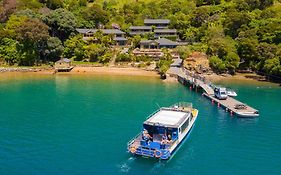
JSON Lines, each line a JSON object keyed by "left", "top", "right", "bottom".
{"left": 168, "top": 66, "right": 259, "bottom": 118}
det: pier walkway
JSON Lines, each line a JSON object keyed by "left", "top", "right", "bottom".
{"left": 168, "top": 66, "right": 259, "bottom": 117}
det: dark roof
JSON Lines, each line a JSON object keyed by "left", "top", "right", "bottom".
{"left": 140, "top": 40, "right": 157, "bottom": 45}
{"left": 154, "top": 29, "right": 177, "bottom": 33}
{"left": 76, "top": 28, "right": 125, "bottom": 35}
{"left": 129, "top": 26, "right": 152, "bottom": 30}
{"left": 56, "top": 58, "right": 71, "bottom": 63}
{"left": 144, "top": 19, "right": 170, "bottom": 24}
{"left": 129, "top": 31, "right": 151, "bottom": 35}
{"left": 114, "top": 37, "right": 128, "bottom": 41}
{"left": 156, "top": 38, "right": 178, "bottom": 46}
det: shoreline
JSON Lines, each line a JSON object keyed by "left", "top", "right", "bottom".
{"left": 0, "top": 66, "right": 159, "bottom": 77}
{"left": 0, "top": 66, "right": 279, "bottom": 86}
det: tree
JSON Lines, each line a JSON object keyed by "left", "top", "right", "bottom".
{"left": 209, "top": 56, "right": 226, "bottom": 73}
{"left": 84, "top": 43, "right": 106, "bottom": 62}
{"left": 116, "top": 53, "right": 131, "bottom": 62}
{"left": 183, "top": 27, "right": 200, "bottom": 43}
{"left": 99, "top": 51, "right": 112, "bottom": 63}
{"left": 44, "top": 37, "right": 64, "bottom": 62}
{"left": 0, "top": 38, "right": 19, "bottom": 65}
{"left": 43, "top": 8, "right": 77, "bottom": 41}
{"left": 15, "top": 18, "right": 50, "bottom": 65}
{"left": 237, "top": 38, "right": 259, "bottom": 69}
{"left": 224, "top": 52, "right": 240, "bottom": 74}
{"left": 4, "top": 15, "right": 28, "bottom": 39}
{"left": 191, "top": 6, "right": 210, "bottom": 27}
{"left": 63, "top": 35, "right": 86, "bottom": 61}
{"left": 223, "top": 9, "right": 251, "bottom": 38}
{"left": 41, "top": 0, "right": 64, "bottom": 10}
{"left": 131, "top": 35, "right": 141, "bottom": 48}
{"left": 81, "top": 4, "right": 109, "bottom": 27}
{"left": 256, "top": 42, "right": 277, "bottom": 69}
{"left": 263, "top": 57, "right": 281, "bottom": 75}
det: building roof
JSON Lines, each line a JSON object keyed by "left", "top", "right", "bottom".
{"left": 140, "top": 40, "right": 158, "bottom": 45}
{"left": 56, "top": 58, "right": 71, "bottom": 63}
{"left": 154, "top": 29, "right": 177, "bottom": 33}
{"left": 129, "top": 26, "right": 152, "bottom": 30}
{"left": 129, "top": 32, "right": 151, "bottom": 35}
{"left": 144, "top": 109, "right": 190, "bottom": 127}
{"left": 114, "top": 37, "right": 128, "bottom": 41}
{"left": 144, "top": 19, "right": 170, "bottom": 24}
{"left": 76, "top": 28, "right": 125, "bottom": 35}
{"left": 156, "top": 38, "right": 178, "bottom": 46}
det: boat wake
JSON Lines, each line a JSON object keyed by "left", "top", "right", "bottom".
{"left": 117, "top": 157, "right": 136, "bottom": 173}
{"left": 150, "top": 161, "right": 166, "bottom": 174}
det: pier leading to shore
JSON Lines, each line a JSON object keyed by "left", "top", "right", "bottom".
{"left": 168, "top": 65, "right": 259, "bottom": 118}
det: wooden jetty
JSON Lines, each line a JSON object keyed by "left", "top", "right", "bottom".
{"left": 167, "top": 66, "right": 259, "bottom": 118}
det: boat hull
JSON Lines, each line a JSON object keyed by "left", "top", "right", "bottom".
{"left": 127, "top": 108, "right": 198, "bottom": 160}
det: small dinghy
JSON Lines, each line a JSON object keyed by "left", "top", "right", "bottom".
{"left": 227, "top": 89, "right": 237, "bottom": 97}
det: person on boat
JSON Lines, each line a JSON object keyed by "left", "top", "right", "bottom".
{"left": 160, "top": 133, "right": 172, "bottom": 149}
{"left": 160, "top": 134, "right": 168, "bottom": 149}
{"left": 142, "top": 129, "right": 153, "bottom": 142}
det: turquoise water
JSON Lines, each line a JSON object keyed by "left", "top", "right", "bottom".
{"left": 0, "top": 74, "right": 281, "bottom": 175}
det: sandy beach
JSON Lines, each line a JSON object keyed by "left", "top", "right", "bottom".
{"left": 1, "top": 66, "right": 278, "bottom": 85}
{"left": 0, "top": 66, "right": 159, "bottom": 79}
{"left": 65, "top": 66, "right": 159, "bottom": 77}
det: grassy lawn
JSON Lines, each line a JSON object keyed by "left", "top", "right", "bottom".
{"left": 72, "top": 61, "right": 103, "bottom": 66}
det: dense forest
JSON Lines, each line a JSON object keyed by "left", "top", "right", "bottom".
{"left": 0, "top": 0, "right": 281, "bottom": 76}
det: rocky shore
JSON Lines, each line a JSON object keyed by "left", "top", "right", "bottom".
{"left": 0, "top": 67, "right": 52, "bottom": 72}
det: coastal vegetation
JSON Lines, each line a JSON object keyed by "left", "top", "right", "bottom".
{"left": 0, "top": 0, "right": 281, "bottom": 76}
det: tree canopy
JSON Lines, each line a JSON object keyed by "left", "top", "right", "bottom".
{"left": 0, "top": 0, "right": 280, "bottom": 76}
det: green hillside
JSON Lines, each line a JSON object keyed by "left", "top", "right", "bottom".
{"left": 0, "top": 0, "right": 280, "bottom": 76}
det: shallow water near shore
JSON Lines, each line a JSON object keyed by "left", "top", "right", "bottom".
{"left": 0, "top": 74, "right": 280, "bottom": 175}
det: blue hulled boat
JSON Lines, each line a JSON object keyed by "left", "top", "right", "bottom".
{"left": 127, "top": 102, "right": 198, "bottom": 160}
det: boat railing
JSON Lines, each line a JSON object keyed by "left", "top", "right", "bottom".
{"left": 127, "top": 132, "right": 142, "bottom": 147}
{"left": 170, "top": 102, "right": 193, "bottom": 109}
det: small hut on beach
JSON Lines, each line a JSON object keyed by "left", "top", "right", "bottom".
{"left": 55, "top": 58, "right": 73, "bottom": 72}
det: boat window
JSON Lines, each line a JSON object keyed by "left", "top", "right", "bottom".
{"left": 180, "top": 118, "right": 189, "bottom": 132}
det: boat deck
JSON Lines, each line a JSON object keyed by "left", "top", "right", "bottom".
{"left": 129, "top": 133, "right": 172, "bottom": 150}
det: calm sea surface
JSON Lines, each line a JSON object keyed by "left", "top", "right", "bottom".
{"left": 0, "top": 74, "right": 280, "bottom": 175}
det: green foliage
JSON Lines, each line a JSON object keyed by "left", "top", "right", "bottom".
{"left": 81, "top": 4, "right": 109, "bottom": 27}
{"left": 174, "top": 46, "right": 192, "bottom": 60}
{"left": 157, "top": 59, "right": 172, "bottom": 74}
{"left": 43, "top": 8, "right": 77, "bottom": 41}
{"left": 99, "top": 51, "right": 112, "bottom": 63}
{"left": 0, "top": 38, "right": 19, "bottom": 65}
{"left": 4, "top": 15, "right": 28, "bottom": 39}
{"left": 15, "top": 18, "right": 50, "bottom": 66}
{"left": 263, "top": 57, "right": 281, "bottom": 75}
{"left": 209, "top": 56, "right": 226, "bottom": 73}
{"left": 116, "top": 53, "right": 131, "bottom": 62}
{"left": 63, "top": 35, "right": 86, "bottom": 61}
{"left": 44, "top": 37, "right": 64, "bottom": 61}
{"left": 0, "top": 0, "right": 280, "bottom": 76}
{"left": 84, "top": 43, "right": 106, "bottom": 62}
